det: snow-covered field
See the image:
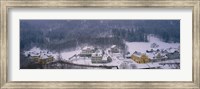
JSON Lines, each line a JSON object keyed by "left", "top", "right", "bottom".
{"left": 126, "top": 35, "right": 180, "bottom": 53}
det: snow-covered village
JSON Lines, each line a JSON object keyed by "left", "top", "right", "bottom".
{"left": 20, "top": 20, "right": 180, "bottom": 69}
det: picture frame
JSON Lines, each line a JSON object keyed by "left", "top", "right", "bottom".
{"left": 0, "top": 0, "right": 199, "bottom": 89}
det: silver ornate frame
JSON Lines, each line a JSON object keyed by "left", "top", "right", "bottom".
{"left": 0, "top": 0, "right": 199, "bottom": 89}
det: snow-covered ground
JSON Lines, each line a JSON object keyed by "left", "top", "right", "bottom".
{"left": 23, "top": 36, "right": 180, "bottom": 69}
{"left": 127, "top": 58, "right": 180, "bottom": 69}
{"left": 24, "top": 47, "right": 82, "bottom": 61}
{"left": 126, "top": 35, "right": 180, "bottom": 53}
{"left": 61, "top": 50, "right": 81, "bottom": 60}
{"left": 69, "top": 57, "right": 93, "bottom": 65}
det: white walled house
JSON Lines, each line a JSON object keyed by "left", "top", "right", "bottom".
{"left": 79, "top": 46, "right": 95, "bottom": 57}
{"left": 91, "top": 50, "right": 111, "bottom": 63}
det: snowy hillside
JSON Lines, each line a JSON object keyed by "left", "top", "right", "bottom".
{"left": 126, "top": 35, "right": 180, "bottom": 54}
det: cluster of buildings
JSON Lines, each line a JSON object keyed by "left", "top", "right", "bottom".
{"left": 91, "top": 50, "right": 107, "bottom": 63}
{"left": 78, "top": 45, "right": 120, "bottom": 63}
{"left": 126, "top": 47, "right": 180, "bottom": 64}
{"left": 24, "top": 48, "right": 55, "bottom": 65}
{"left": 78, "top": 45, "right": 180, "bottom": 65}
{"left": 24, "top": 44, "right": 180, "bottom": 67}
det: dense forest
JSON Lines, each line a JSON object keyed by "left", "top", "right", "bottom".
{"left": 20, "top": 20, "right": 180, "bottom": 52}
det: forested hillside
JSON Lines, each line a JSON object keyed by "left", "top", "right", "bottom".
{"left": 20, "top": 20, "right": 180, "bottom": 52}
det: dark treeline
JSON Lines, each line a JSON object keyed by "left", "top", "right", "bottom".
{"left": 20, "top": 20, "right": 180, "bottom": 52}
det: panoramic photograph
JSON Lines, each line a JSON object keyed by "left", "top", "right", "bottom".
{"left": 20, "top": 20, "right": 180, "bottom": 69}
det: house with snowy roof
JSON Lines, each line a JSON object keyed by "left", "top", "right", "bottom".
{"left": 131, "top": 51, "right": 150, "bottom": 64}
{"left": 159, "top": 48, "right": 180, "bottom": 60}
{"left": 24, "top": 47, "right": 55, "bottom": 64}
{"left": 91, "top": 50, "right": 111, "bottom": 63}
{"left": 166, "top": 51, "right": 180, "bottom": 59}
{"left": 79, "top": 46, "right": 95, "bottom": 57}
{"left": 91, "top": 50, "right": 103, "bottom": 63}
{"left": 148, "top": 52, "right": 168, "bottom": 62}
{"left": 110, "top": 45, "right": 120, "bottom": 53}
{"left": 30, "top": 55, "right": 54, "bottom": 65}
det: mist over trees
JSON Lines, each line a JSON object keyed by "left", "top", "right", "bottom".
{"left": 20, "top": 20, "right": 180, "bottom": 52}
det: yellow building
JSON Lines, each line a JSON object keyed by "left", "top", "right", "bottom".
{"left": 131, "top": 52, "right": 150, "bottom": 64}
